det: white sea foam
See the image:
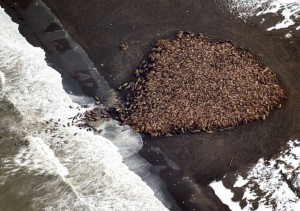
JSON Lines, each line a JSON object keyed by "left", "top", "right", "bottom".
{"left": 220, "top": 0, "right": 300, "bottom": 32}
{"left": 0, "top": 6, "right": 167, "bottom": 210}
{"left": 210, "top": 139, "right": 300, "bottom": 211}
{"left": 15, "top": 137, "right": 69, "bottom": 177}
{"left": 0, "top": 71, "right": 5, "bottom": 99}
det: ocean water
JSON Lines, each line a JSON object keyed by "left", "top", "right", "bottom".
{"left": 0, "top": 6, "right": 168, "bottom": 211}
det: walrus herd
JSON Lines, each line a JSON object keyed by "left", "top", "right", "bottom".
{"left": 116, "top": 31, "right": 286, "bottom": 137}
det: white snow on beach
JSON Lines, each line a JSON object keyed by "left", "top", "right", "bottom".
{"left": 219, "top": 0, "right": 300, "bottom": 32}
{"left": 211, "top": 139, "right": 300, "bottom": 211}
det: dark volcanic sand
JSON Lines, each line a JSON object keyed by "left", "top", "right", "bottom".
{"left": 2, "top": 0, "right": 300, "bottom": 210}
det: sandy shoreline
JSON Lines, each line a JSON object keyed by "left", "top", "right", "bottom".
{"left": 1, "top": 0, "right": 300, "bottom": 210}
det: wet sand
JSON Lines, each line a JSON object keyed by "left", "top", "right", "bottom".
{"left": 1, "top": 0, "right": 300, "bottom": 210}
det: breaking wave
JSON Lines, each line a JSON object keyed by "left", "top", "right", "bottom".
{"left": 0, "top": 6, "right": 168, "bottom": 210}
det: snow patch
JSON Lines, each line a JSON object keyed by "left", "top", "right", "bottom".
{"left": 220, "top": 0, "right": 300, "bottom": 32}
{"left": 211, "top": 140, "right": 300, "bottom": 211}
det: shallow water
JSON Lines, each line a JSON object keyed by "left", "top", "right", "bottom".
{"left": 0, "top": 3, "right": 172, "bottom": 211}
{"left": 0, "top": 0, "right": 300, "bottom": 210}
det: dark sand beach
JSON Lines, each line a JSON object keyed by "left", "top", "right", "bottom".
{"left": 1, "top": 0, "right": 300, "bottom": 210}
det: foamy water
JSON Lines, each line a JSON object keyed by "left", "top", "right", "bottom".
{"left": 219, "top": 0, "right": 300, "bottom": 32}
{"left": 0, "top": 6, "right": 168, "bottom": 210}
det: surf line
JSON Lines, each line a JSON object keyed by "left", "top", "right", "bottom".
{"left": 28, "top": 136, "right": 98, "bottom": 210}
